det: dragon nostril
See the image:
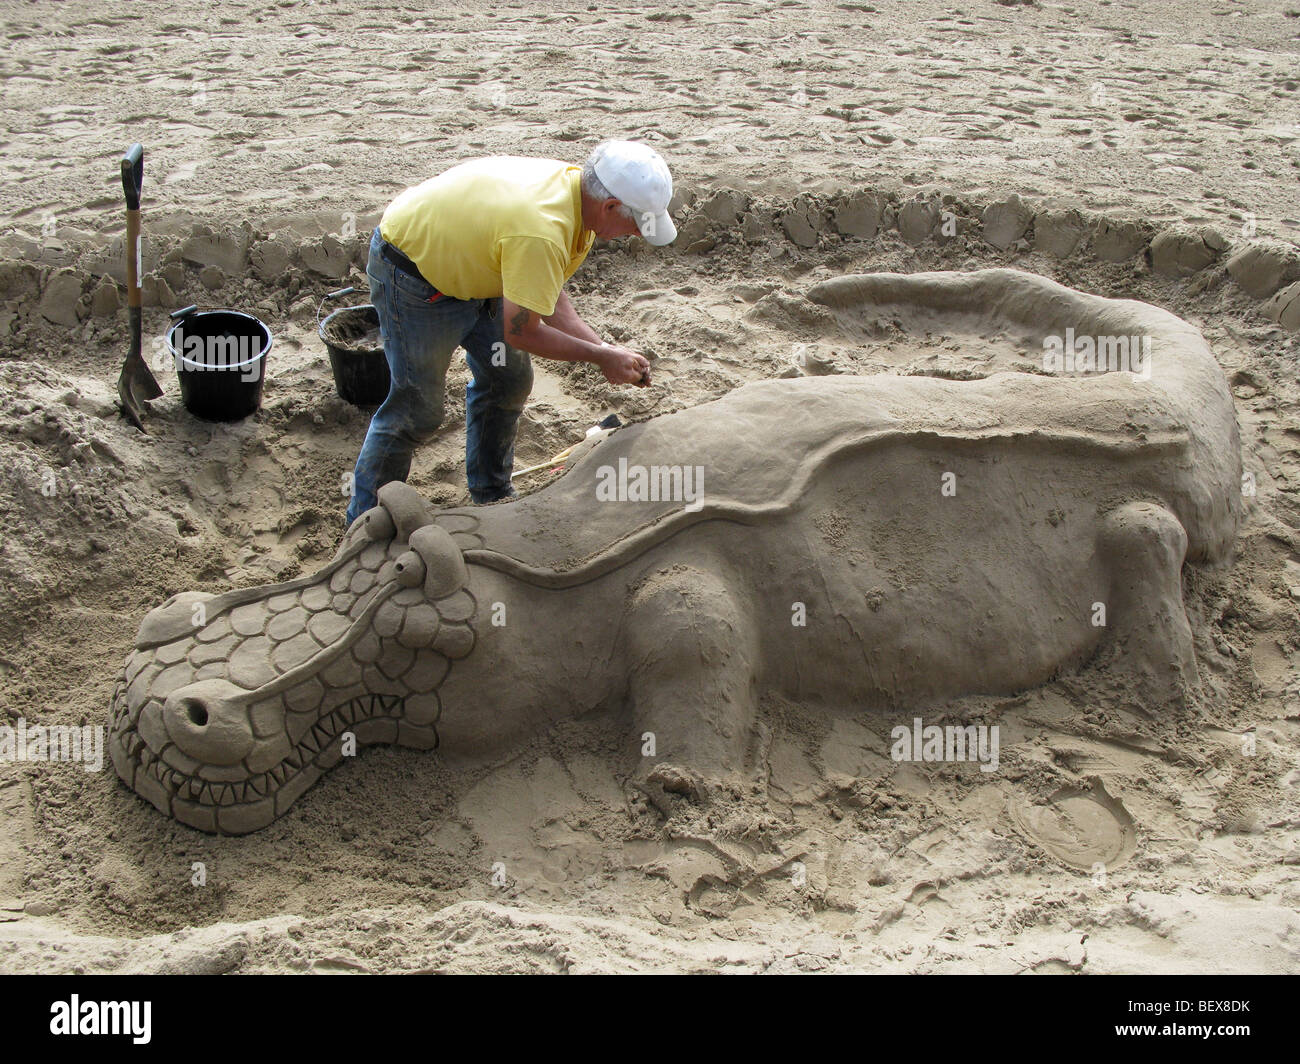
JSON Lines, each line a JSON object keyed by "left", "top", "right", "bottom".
{"left": 161, "top": 680, "right": 255, "bottom": 767}
{"left": 394, "top": 550, "right": 426, "bottom": 587}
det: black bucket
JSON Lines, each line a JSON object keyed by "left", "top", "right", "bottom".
{"left": 318, "top": 287, "right": 390, "bottom": 406}
{"left": 166, "top": 306, "right": 272, "bottom": 421}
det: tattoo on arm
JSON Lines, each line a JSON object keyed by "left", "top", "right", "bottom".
{"left": 508, "top": 306, "right": 530, "bottom": 337}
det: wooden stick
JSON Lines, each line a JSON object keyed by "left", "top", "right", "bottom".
{"left": 511, "top": 446, "right": 575, "bottom": 480}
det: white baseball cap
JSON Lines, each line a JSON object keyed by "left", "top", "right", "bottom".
{"left": 591, "top": 141, "right": 677, "bottom": 246}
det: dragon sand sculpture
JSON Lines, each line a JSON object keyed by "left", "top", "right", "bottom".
{"left": 110, "top": 270, "right": 1241, "bottom": 833}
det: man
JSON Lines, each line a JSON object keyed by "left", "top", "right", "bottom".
{"left": 344, "top": 139, "right": 677, "bottom": 525}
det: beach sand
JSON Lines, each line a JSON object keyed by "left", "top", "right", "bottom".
{"left": 0, "top": 0, "right": 1298, "bottom": 973}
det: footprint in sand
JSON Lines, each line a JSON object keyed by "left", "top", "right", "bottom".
{"left": 1008, "top": 779, "right": 1136, "bottom": 873}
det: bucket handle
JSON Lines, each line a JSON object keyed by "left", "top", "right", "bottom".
{"left": 316, "top": 286, "right": 363, "bottom": 333}
{"left": 167, "top": 305, "right": 198, "bottom": 344}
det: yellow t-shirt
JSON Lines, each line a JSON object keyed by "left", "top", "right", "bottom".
{"left": 379, "top": 156, "right": 595, "bottom": 317}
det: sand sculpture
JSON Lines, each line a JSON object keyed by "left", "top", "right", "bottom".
{"left": 109, "top": 269, "right": 1241, "bottom": 834}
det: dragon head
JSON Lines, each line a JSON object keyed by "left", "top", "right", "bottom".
{"left": 108, "top": 483, "right": 481, "bottom": 834}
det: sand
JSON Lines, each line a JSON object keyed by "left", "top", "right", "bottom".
{"left": 1, "top": 0, "right": 1299, "bottom": 974}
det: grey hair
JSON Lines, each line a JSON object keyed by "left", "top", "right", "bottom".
{"left": 582, "top": 141, "right": 636, "bottom": 222}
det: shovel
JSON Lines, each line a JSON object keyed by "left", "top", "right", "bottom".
{"left": 117, "top": 143, "right": 163, "bottom": 431}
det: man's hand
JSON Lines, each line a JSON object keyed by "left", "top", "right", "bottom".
{"left": 503, "top": 296, "right": 651, "bottom": 386}
{"left": 597, "top": 344, "right": 651, "bottom": 387}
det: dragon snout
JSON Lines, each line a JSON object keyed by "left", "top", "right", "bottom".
{"left": 163, "top": 679, "right": 255, "bottom": 766}
{"left": 111, "top": 478, "right": 475, "bottom": 834}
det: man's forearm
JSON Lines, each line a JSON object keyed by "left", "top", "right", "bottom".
{"left": 543, "top": 290, "right": 603, "bottom": 345}
{"left": 508, "top": 310, "right": 606, "bottom": 365}
{"left": 505, "top": 297, "right": 648, "bottom": 385}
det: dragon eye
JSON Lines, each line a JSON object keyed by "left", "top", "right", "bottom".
{"left": 361, "top": 507, "right": 396, "bottom": 541}
{"left": 407, "top": 524, "right": 467, "bottom": 599}
{"left": 393, "top": 551, "right": 426, "bottom": 587}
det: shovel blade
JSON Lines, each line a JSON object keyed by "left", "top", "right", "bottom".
{"left": 125, "top": 352, "right": 163, "bottom": 400}
{"left": 117, "top": 377, "right": 147, "bottom": 432}
{"left": 117, "top": 352, "right": 163, "bottom": 431}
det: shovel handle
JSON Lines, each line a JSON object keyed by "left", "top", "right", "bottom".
{"left": 122, "top": 145, "right": 144, "bottom": 308}
{"left": 121, "top": 144, "right": 143, "bottom": 211}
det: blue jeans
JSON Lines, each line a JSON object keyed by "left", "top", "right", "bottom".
{"left": 346, "top": 227, "right": 533, "bottom": 525}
